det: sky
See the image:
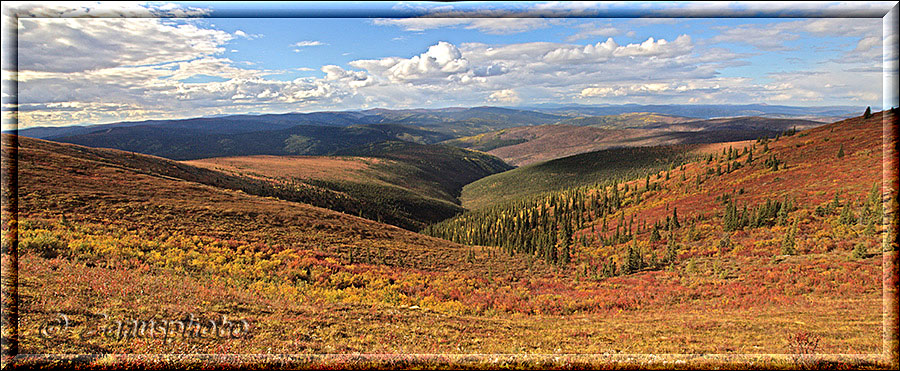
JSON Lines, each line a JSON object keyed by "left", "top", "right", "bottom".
{"left": 2, "top": 1, "right": 898, "bottom": 129}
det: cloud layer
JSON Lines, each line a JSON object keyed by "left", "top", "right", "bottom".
{"left": 3, "top": 2, "right": 891, "bottom": 129}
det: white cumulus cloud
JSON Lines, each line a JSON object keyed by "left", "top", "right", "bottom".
{"left": 487, "top": 89, "right": 520, "bottom": 103}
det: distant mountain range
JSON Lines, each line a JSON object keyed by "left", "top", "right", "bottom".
{"left": 516, "top": 103, "right": 861, "bottom": 120}
{"left": 10, "top": 106, "right": 564, "bottom": 140}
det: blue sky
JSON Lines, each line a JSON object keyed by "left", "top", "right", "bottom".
{"left": 3, "top": 1, "right": 897, "bottom": 129}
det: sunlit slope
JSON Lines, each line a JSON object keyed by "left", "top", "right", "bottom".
{"left": 2, "top": 112, "right": 894, "bottom": 359}
{"left": 184, "top": 141, "right": 514, "bottom": 229}
{"left": 334, "top": 140, "right": 513, "bottom": 201}
{"left": 460, "top": 144, "right": 696, "bottom": 210}
{"left": 443, "top": 116, "right": 826, "bottom": 167}
{"left": 5, "top": 136, "right": 476, "bottom": 230}
{"left": 424, "top": 111, "right": 895, "bottom": 357}
{"left": 2, "top": 133, "right": 521, "bottom": 272}
{"left": 435, "top": 110, "right": 894, "bottom": 263}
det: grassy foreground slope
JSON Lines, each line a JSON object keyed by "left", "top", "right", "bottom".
{"left": 1, "top": 112, "right": 896, "bottom": 368}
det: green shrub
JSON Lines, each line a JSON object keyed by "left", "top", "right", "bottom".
{"left": 19, "top": 230, "right": 66, "bottom": 259}
{"left": 852, "top": 243, "right": 867, "bottom": 260}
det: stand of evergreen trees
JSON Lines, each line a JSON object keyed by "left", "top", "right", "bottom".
{"left": 722, "top": 195, "right": 796, "bottom": 231}
{"left": 423, "top": 167, "right": 688, "bottom": 269}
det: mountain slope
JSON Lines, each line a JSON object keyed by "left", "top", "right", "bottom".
{"left": 51, "top": 123, "right": 453, "bottom": 161}
{"left": 14, "top": 104, "right": 852, "bottom": 142}
{"left": 460, "top": 144, "right": 697, "bottom": 210}
{"left": 554, "top": 112, "right": 698, "bottom": 128}
{"left": 3, "top": 112, "right": 893, "bottom": 360}
{"left": 13, "top": 111, "right": 383, "bottom": 140}
{"left": 14, "top": 107, "right": 835, "bottom": 166}
{"left": 427, "top": 109, "right": 894, "bottom": 286}
{"left": 423, "top": 111, "right": 893, "bottom": 358}
{"left": 334, "top": 141, "right": 514, "bottom": 202}
{"left": 184, "top": 142, "right": 513, "bottom": 229}
{"left": 2, "top": 135, "right": 496, "bottom": 230}
{"left": 4, "top": 133, "right": 474, "bottom": 267}
{"left": 524, "top": 103, "right": 859, "bottom": 119}
{"left": 444, "top": 117, "right": 827, "bottom": 166}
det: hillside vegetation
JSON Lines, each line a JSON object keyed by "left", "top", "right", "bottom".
{"left": 51, "top": 123, "right": 452, "bottom": 161}
{"left": 1, "top": 110, "right": 895, "bottom": 368}
{"left": 432, "top": 110, "right": 895, "bottom": 267}
{"left": 360, "top": 106, "right": 566, "bottom": 136}
{"left": 3, "top": 137, "right": 502, "bottom": 230}
{"left": 460, "top": 144, "right": 697, "bottom": 210}
{"left": 555, "top": 112, "right": 697, "bottom": 128}
{"left": 444, "top": 116, "right": 826, "bottom": 166}
{"left": 334, "top": 141, "right": 512, "bottom": 201}
{"left": 186, "top": 141, "right": 513, "bottom": 229}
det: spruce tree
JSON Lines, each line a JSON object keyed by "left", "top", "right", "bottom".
{"left": 624, "top": 239, "right": 644, "bottom": 274}
{"left": 869, "top": 181, "right": 880, "bottom": 206}
{"left": 837, "top": 144, "right": 845, "bottom": 158}
{"left": 647, "top": 251, "right": 658, "bottom": 269}
{"left": 839, "top": 203, "right": 855, "bottom": 225}
{"left": 665, "top": 232, "right": 678, "bottom": 263}
{"left": 560, "top": 242, "right": 571, "bottom": 265}
{"left": 650, "top": 224, "right": 661, "bottom": 242}
{"left": 864, "top": 106, "right": 872, "bottom": 119}
{"left": 777, "top": 201, "right": 789, "bottom": 226}
{"left": 781, "top": 220, "right": 797, "bottom": 255}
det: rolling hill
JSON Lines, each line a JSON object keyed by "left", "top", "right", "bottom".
{"left": 521, "top": 103, "right": 859, "bottom": 120}
{"left": 333, "top": 141, "right": 512, "bottom": 201}
{"left": 48, "top": 123, "right": 453, "bottom": 161}
{"left": 424, "top": 109, "right": 896, "bottom": 358}
{"left": 444, "top": 116, "right": 826, "bottom": 167}
{"left": 185, "top": 141, "right": 512, "bottom": 229}
{"left": 440, "top": 110, "right": 895, "bottom": 248}
{"left": 358, "top": 106, "right": 566, "bottom": 136}
{"left": 12, "top": 111, "right": 384, "bottom": 140}
{"left": 2, "top": 110, "right": 895, "bottom": 366}
{"left": 12, "top": 106, "right": 840, "bottom": 167}
{"left": 2, "top": 136, "right": 507, "bottom": 231}
{"left": 459, "top": 144, "right": 698, "bottom": 210}
{"left": 13, "top": 106, "right": 566, "bottom": 162}
{"left": 553, "top": 112, "right": 698, "bottom": 129}
{"left": 13, "top": 106, "right": 566, "bottom": 143}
